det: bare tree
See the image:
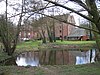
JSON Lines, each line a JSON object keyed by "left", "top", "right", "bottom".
{"left": 0, "top": 0, "right": 24, "bottom": 55}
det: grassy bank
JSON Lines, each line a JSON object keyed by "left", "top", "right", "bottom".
{"left": 55, "top": 40, "right": 96, "bottom": 45}
{"left": 0, "top": 63, "right": 100, "bottom": 75}
{"left": 39, "top": 41, "right": 97, "bottom": 50}
{"left": 16, "top": 40, "right": 96, "bottom": 50}
{"left": 16, "top": 40, "right": 41, "bottom": 50}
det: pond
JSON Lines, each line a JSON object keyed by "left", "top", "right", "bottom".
{"left": 16, "top": 49, "right": 96, "bottom": 66}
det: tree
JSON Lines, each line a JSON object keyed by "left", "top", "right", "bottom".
{"left": 44, "top": 0, "right": 100, "bottom": 32}
{"left": 31, "top": 15, "right": 47, "bottom": 43}
{"left": 46, "top": 17, "right": 54, "bottom": 42}
{"left": 43, "top": 0, "right": 100, "bottom": 48}
{"left": 0, "top": 15, "right": 15, "bottom": 55}
{"left": 0, "top": 0, "right": 24, "bottom": 55}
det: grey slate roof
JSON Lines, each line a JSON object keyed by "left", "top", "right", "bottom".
{"left": 67, "top": 28, "right": 86, "bottom": 37}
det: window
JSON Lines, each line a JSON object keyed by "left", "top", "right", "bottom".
{"left": 60, "top": 30, "right": 61, "bottom": 33}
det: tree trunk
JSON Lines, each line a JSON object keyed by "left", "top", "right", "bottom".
{"left": 53, "top": 20, "right": 56, "bottom": 42}
{"left": 86, "top": 0, "right": 100, "bottom": 62}
{"left": 91, "top": 23, "right": 100, "bottom": 61}
{"left": 46, "top": 25, "right": 53, "bottom": 42}
{"left": 41, "top": 27, "right": 46, "bottom": 43}
{"left": 61, "top": 23, "right": 64, "bottom": 42}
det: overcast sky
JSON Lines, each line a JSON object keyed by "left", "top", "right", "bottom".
{"left": 0, "top": 0, "right": 87, "bottom": 25}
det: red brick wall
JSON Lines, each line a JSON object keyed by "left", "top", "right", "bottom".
{"left": 54, "top": 15, "right": 75, "bottom": 39}
{"left": 19, "top": 25, "right": 35, "bottom": 40}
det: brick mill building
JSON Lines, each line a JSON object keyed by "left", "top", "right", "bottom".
{"left": 19, "top": 14, "right": 76, "bottom": 40}
{"left": 19, "top": 25, "right": 36, "bottom": 41}
{"left": 38, "top": 14, "right": 75, "bottom": 40}
{"left": 54, "top": 14, "right": 75, "bottom": 40}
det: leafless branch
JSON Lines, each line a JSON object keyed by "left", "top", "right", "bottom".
{"left": 8, "top": 5, "right": 55, "bottom": 18}
{"left": 44, "top": 0, "right": 94, "bottom": 23}
{"left": 68, "top": 0, "right": 93, "bottom": 15}
{"left": 37, "top": 12, "right": 99, "bottom": 34}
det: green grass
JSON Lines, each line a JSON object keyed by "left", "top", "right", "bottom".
{"left": 55, "top": 40, "right": 96, "bottom": 45}
{"left": 0, "top": 63, "right": 100, "bottom": 75}
{"left": 0, "top": 66, "right": 45, "bottom": 75}
{"left": 16, "top": 40, "right": 96, "bottom": 50}
{"left": 38, "top": 40, "right": 97, "bottom": 50}
{"left": 17, "top": 40, "right": 41, "bottom": 49}
{"left": 17, "top": 41, "right": 96, "bottom": 49}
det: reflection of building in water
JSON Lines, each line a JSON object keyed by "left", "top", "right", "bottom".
{"left": 39, "top": 50, "right": 76, "bottom": 65}
{"left": 56, "top": 51, "right": 75, "bottom": 65}
{"left": 16, "top": 49, "right": 95, "bottom": 66}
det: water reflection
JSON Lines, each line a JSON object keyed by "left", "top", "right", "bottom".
{"left": 16, "top": 49, "right": 96, "bottom": 66}
{"left": 76, "top": 49, "right": 95, "bottom": 65}
{"left": 16, "top": 51, "right": 40, "bottom": 66}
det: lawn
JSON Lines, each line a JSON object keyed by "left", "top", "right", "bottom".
{"left": 16, "top": 40, "right": 41, "bottom": 50}
{"left": 16, "top": 40, "right": 96, "bottom": 50}
{"left": 38, "top": 40, "right": 97, "bottom": 50}
{"left": 55, "top": 40, "right": 96, "bottom": 45}
{"left": 0, "top": 63, "right": 100, "bottom": 75}
{"left": 16, "top": 40, "right": 96, "bottom": 48}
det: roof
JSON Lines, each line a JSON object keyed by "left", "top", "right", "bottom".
{"left": 67, "top": 28, "right": 86, "bottom": 37}
{"left": 55, "top": 14, "right": 69, "bottom": 21}
{"left": 39, "top": 14, "right": 70, "bottom": 22}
